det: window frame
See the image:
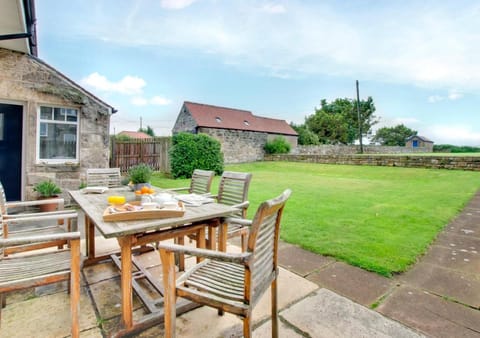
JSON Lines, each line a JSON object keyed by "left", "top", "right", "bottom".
{"left": 36, "top": 105, "right": 80, "bottom": 164}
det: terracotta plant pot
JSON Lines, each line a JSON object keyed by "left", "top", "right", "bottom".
{"left": 38, "top": 196, "right": 59, "bottom": 212}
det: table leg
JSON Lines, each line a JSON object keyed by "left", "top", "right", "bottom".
{"left": 218, "top": 221, "right": 227, "bottom": 252}
{"left": 85, "top": 215, "right": 96, "bottom": 260}
{"left": 118, "top": 236, "right": 134, "bottom": 329}
{"left": 207, "top": 225, "right": 216, "bottom": 250}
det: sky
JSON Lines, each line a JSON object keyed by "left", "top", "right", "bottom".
{"left": 35, "top": 0, "right": 480, "bottom": 145}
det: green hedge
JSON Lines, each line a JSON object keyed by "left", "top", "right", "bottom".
{"left": 264, "top": 136, "right": 291, "bottom": 154}
{"left": 170, "top": 132, "right": 224, "bottom": 178}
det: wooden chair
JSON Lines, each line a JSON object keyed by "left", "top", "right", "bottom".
{"left": 214, "top": 171, "right": 252, "bottom": 251}
{"left": 167, "top": 169, "right": 215, "bottom": 195}
{"left": 86, "top": 168, "right": 122, "bottom": 188}
{"left": 158, "top": 189, "right": 291, "bottom": 338}
{"left": 0, "top": 212, "right": 82, "bottom": 338}
{"left": 0, "top": 181, "right": 76, "bottom": 256}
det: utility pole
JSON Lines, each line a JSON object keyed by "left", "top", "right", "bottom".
{"left": 140, "top": 116, "right": 142, "bottom": 131}
{"left": 356, "top": 80, "right": 363, "bottom": 154}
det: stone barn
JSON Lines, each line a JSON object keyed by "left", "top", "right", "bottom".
{"left": 406, "top": 135, "right": 434, "bottom": 152}
{"left": 172, "top": 101, "right": 298, "bottom": 163}
{"left": 0, "top": 0, "right": 115, "bottom": 201}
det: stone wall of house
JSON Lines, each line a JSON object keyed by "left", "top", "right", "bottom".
{"left": 0, "top": 48, "right": 112, "bottom": 201}
{"left": 198, "top": 127, "right": 268, "bottom": 163}
{"left": 265, "top": 154, "right": 480, "bottom": 171}
{"left": 172, "top": 105, "right": 196, "bottom": 134}
{"left": 291, "top": 144, "right": 431, "bottom": 155}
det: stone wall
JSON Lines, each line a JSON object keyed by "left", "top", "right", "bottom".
{"left": 0, "top": 48, "right": 112, "bottom": 200}
{"left": 199, "top": 127, "right": 267, "bottom": 163}
{"left": 265, "top": 154, "right": 480, "bottom": 171}
{"left": 291, "top": 144, "right": 431, "bottom": 155}
{"left": 171, "top": 104, "right": 196, "bottom": 134}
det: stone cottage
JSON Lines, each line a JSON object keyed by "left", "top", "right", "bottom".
{"left": 0, "top": 0, "right": 115, "bottom": 201}
{"left": 172, "top": 101, "right": 298, "bottom": 163}
{"left": 405, "top": 135, "right": 434, "bottom": 152}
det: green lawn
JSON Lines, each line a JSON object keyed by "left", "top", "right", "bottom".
{"left": 151, "top": 162, "right": 480, "bottom": 277}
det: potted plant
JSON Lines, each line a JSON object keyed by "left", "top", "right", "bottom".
{"left": 33, "top": 180, "right": 62, "bottom": 212}
{"left": 128, "top": 163, "right": 153, "bottom": 191}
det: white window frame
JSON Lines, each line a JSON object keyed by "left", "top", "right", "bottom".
{"left": 36, "top": 105, "right": 80, "bottom": 164}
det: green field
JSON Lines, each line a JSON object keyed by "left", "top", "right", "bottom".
{"left": 151, "top": 162, "right": 480, "bottom": 276}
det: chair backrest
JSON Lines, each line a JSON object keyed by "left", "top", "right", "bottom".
{"left": 0, "top": 181, "right": 7, "bottom": 215}
{"left": 217, "top": 171, "right": 252, "bottom": 218}
{"left": 86, "top": 168, "right": 122, "bottom": 188}
{"left": 190, "top": 169, "right": 215, "bottom": 194}
{"left": 246, "top": 189, "right": 291, "bottom": 305}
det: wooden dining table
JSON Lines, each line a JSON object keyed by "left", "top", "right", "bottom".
{"left": 69, "top": 187, "right": 238, "bottom": 336}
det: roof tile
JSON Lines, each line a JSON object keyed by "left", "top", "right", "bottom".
{"left": 184, "top": 101, "right": 297, "bottom": 136}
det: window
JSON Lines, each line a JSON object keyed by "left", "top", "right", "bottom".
{"left": 215, "top": 117, "right": 222, "bottom": 123}
{"left": 38, "top": 106, "right": 79, "bottom": 162}
{"left": 244, "top": 120, "right": 250, "bottom": 126}
{"left": 412, "top": 140, "right": 418, "bottom": 148}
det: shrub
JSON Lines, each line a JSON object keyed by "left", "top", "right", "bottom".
{"left": 170, "top": 132, "right": 224, "bottom": 179}
{"left": 128, "top": 163, "right": 153, "bottom": 183}
{"left": 33, "top": 180, "right": 62, "bottom": 197}
{"left": 264, "top": 136, "right": 291, "bottom": 154}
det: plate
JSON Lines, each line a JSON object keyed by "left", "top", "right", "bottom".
{"left": 81, "top": 186, "right": 109, "bottom": 194}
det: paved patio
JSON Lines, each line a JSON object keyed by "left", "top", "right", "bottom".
{"left": 2, "top": 191, "right": 480, "bottom": 337}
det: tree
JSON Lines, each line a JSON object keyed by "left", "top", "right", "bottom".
{"left": 138, "top": 125, "right": 155, "bottom": 137}
{"left": 305, "top": 97, "right": 378, "bottom": 145}
{"left": 290, "top": 123, "right": 319, "bottom": 145}
{"left": 372, "top": 124, "right": 417, "bottom": 146}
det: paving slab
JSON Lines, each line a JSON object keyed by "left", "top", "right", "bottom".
{"left": 420, "top": 244, "right": 480, "bottom": 274}
{"left": 278, "top": 242, "right": 335, "bottom": 277}
{"left": 399, "top": 262, "right": 480, "bottom": 308}
{"left": 0, "top": 287, "right": 99, "bottom": 338}
{"left": 306, "top": 262, "right": 395, "bottom": 306}
{"left": 435, "top": 232, "right": 480, "bottom": 252}
{"left": 281, "top": 288, "right": 424, "bottom": 338}
{"left": 377, "top": 285, "right": 480, "bottom": 338}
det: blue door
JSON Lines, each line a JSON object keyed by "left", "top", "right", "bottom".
{"left": 412, "top": 140, "right": 418, "bottom": 148}
{"left": 0, "top": 103, "right": 23, "bottom": 201}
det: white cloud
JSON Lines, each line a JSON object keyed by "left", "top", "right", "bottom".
{"left": 261, "top": 3, "right": 286, "bottom": 14}
{"left": 81, "top": 72, "right": 146, "bottom": 95}
{"left": 150, "top": 96, "right": 172, "bottom": 105}
{"left": 448, "top": 89, "right": 463, "bottom": 100}
{"left": 425, "top": 124, "right": 480, "bottom": 146}
{"left": 67, "top": 2, "right": 480, "bottom": 92}
{"left": 428, "top": 89, "right": 464, "bottom": 103}
{"left": 160, "top": 0, "right": 196, "bottom": 10}
{"left": 428, "top": 95, "right": 444, "bottom": 103}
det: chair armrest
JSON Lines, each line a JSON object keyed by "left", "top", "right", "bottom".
{"left": 3, "top": 211, "right": 78, "bottom": 223}
{"left": 224, "top": 217, "right": 252, "bottom": 227}
{"left": 231, "top": 201, "right": 249, "bottom": 210}
{"left": 166, "top": 187, "right": 189, "bottom": 193}
{"left": 6, "top": 198, "right": 65, "bottom": 209}
{"left": 0, "top": 231, "right": 81, "bottom": 247}
{"left": 4, "top": 209, "right": 76, "bottom": 219}
{"left": 157, "top": 243, "right": 251, "bottom": 264}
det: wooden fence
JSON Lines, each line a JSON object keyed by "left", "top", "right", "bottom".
{"left": 110, "top": 137, "right": 172, "bottom": 173}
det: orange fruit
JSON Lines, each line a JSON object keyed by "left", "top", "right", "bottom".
{"left": 134, "top": 190, "right": 141, "bottom": 195}
{"left": 148, "top": 188, "right": 155, "bottom": 194}
{"left": 141, "top": 186, "right": 150, "bottom": 194}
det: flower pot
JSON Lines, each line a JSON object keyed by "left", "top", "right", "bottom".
{"left": 38, "top": 196, "right": 64, "bottom": 224}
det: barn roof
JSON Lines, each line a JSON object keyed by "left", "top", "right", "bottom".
{"left": 406, "top": 135, "right": 433, "bottom": 143}
{"left": 184, "top": 101, "right": 298, "bottom": 136}
{"left": 118, "top": 131, "right": 152, "bottom": 139}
